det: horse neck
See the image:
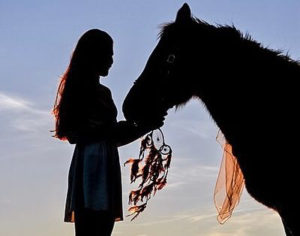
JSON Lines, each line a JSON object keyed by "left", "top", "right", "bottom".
{"left": 188, "top": 27, "right": 257, "bottom": 138}
{"left": 188, "top": 25, "right": 298, "bottom": 144}
{"left": 190, "top": 28, "right": 241, "bottom": 97}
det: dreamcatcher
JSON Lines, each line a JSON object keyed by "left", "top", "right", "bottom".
{"left": 124, "top": 128, "right": 172, "bottom": 220}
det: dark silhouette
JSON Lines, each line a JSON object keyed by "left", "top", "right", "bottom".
{"left": 123, "top": 4, "right": 299, "bottom": 236}
{"left": 53, "top": 29, "right": 163, "bottom": 236}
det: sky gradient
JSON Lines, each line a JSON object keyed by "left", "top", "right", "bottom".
{"left": 1, "top": 1, "right": 299, "bottom": 235}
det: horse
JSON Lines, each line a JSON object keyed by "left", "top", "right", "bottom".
{"left": 122, "top": 3, "right": 299, "bottom": 236}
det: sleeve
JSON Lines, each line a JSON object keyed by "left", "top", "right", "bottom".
{"left": 74, "top": 119, "right": 155, "bottom": 147}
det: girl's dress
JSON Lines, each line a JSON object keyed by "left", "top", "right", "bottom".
{"left": 64, "top": 84, "right": 123, "bottom": 222}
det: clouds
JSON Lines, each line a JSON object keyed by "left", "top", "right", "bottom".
{"left": 0, "top": 92, "right": 52, "bottom": 133}
{"left": 0, "top": 92, "right": 73, "bottom": 236}
{"left": 0, "top": 93, "right": 32, "bottom": 111}
{"left": 206, "top": 207, "right": 285, "bottom": 236}
{"left": 168, "top": 99, "right": 216, "bottom": 139}
{"left": 0, "top": 91, "right": 60, "bottom": 165}
{"left": 114, "top": 204, "right": 284, "bottom": 236}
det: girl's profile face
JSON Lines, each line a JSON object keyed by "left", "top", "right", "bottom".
{"left": 97, "top": 41, "right": 114, "bottom": 77}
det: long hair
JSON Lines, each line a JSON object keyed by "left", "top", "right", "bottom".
{"left": 53, "top": 29, "right": 113, "bottom": 140}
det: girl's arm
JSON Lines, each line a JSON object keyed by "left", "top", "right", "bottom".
{"left": 69, "top": 119, "right": 163, "bottom": 146}
{"left": 112, "top": 120, "right": 162, "bottom": 147}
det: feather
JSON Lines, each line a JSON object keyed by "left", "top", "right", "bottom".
{"left": 124, "top": 129, "right": 172, "bottom": 220}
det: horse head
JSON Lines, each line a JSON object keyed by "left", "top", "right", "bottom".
{"left": 123, "top": 3, "right": 204, "bottom": 126}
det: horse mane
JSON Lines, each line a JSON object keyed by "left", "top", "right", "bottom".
{"left": 158, "top": 16, "right": 299, "bottom": 65}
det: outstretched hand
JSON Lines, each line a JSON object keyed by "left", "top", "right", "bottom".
{"left": 115, "top": 118, "right": 164, "bottom": 147}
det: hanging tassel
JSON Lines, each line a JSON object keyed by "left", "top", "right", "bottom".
{"left": 124, "top": 128, "right": 172, "bottom": 220}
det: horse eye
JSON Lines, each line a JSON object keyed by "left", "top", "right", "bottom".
{"left": 167, "top": 54, "right": 176, "bottom": 64}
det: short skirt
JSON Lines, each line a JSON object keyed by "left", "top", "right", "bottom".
{"left": 64, "top": 141, "right": 123, "bottom": 222}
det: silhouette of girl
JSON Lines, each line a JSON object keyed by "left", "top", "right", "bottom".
{"left": 53, "top": 29, "right": 163, "bottom": 236}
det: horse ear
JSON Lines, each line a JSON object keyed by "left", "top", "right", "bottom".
{"left": 175, "top": 3, "right": 192, "bottom": 23}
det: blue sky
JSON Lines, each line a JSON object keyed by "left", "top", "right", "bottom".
{"left": 1, "top": 1, "right": 299, "bottom": 235}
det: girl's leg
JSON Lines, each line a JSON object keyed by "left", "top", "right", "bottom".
{"left": 75, "top": 209, "right": 115, "bottom": 236}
